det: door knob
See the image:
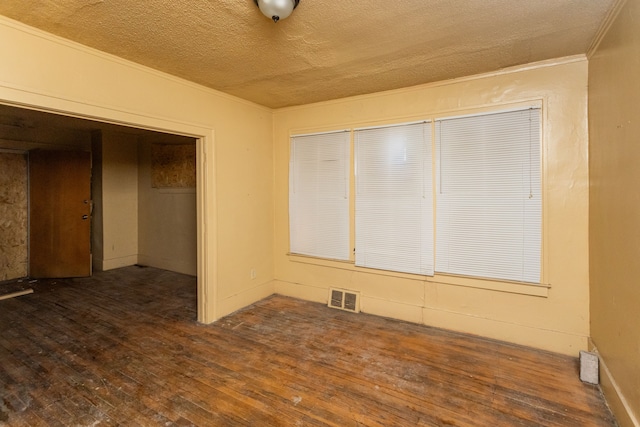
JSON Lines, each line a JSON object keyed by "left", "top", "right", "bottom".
{"left": 82, "top": 215, "right": 89, "bottom": 220}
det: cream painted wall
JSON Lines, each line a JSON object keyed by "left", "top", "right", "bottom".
{"left": 215, "top": 105, "right": 275, "bottom": 316}
{"left": 589, "top": 0, "right": 640, "bottom": 425}
{"left": 98, "top": 130, "right": 139, "bottom": 271}
{"left": 137, "top": 140, "right": 197, "bottom": 276}
{"left": 0, "top": 16, "right": 274, "bottom": 322}
{"left": 273, "top": 59, "right": 590, "bottom": 356}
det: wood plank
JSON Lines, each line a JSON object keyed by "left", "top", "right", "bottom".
{"left": 0, "top": 289, "right": 33, "bottom": 301}
{"left": 0, "top": 266, "right": 617, "bottom": 426}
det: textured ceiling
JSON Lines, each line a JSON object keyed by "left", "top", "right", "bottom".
{"left": 0, "top": 0, "right": 616, "bottom": 109}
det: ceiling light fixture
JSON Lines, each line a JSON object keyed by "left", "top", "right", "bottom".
{"left": 254, "top": 0, "right": 300, "bottom": 23}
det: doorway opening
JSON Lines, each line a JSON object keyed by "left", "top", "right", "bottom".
{"left": 0, "top": 103, "right": 207, "bottom": 321}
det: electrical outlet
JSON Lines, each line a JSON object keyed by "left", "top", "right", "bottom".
{"left": 250, "top": 268, "right": 257, "bottom": 280}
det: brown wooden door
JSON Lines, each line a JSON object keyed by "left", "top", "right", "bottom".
{"left": 29, "top": 150, "right": 92, "bottom": 278}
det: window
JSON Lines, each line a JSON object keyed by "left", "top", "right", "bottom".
{"left": 435, "top": 108, "right": 541, "bottom": 283}
{"left": 354, "top": 122, "right": 434, "bottom": 275}
{"left": 288, "top": 106, "right": 542, "bottom": 285}
{"left": 289, "top": 131, "right": 350, "bottom": 260}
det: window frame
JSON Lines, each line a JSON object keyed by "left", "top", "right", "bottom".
{"left": 286, "top": 101, "right": 547, "bottom": 294}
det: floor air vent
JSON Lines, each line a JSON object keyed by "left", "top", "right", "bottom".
{"left": 328, "top": 288, "right": 360, "bottom": 313}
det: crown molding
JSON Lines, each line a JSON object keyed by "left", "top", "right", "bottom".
{"left": 587, "top": 0, "right": 628, "bottom": 58}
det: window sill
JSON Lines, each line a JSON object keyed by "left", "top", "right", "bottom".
{"left": 287, "top": 253, "right": 549, "bottom": 298}
{"left": 430, "top": 273, "right": 549, "bottom": 297}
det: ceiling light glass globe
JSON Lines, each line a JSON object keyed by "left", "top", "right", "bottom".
{"left": 256, "top": 0, "right": 295, "bottom": 22}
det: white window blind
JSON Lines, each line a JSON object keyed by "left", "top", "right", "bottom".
{"left": 435, "top": 108, "right": 541, "bottom": 283}
{"left": 355, "top": 122, "right": 434, "bottom": 275}
{"left": 289, "top": 131, "right": 351, "bottom": 260}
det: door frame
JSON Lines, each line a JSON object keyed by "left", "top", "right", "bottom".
{"left": 0, "top": 101, "right": 217, "bottom": 324}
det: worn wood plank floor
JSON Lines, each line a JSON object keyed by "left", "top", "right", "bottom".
{"left": 0, "top": 266, "right": 616, "bottom": 426}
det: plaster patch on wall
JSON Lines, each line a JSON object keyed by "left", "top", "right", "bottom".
{"left": 151, "top": 143, "right": 196, "bottom": 188}
{"left": 0, "top": 152, "right": 28, "bottom": 281}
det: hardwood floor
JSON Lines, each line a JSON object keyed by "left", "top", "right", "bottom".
{"left": 0, "top": 266, "right": 616, "bottom": 426}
